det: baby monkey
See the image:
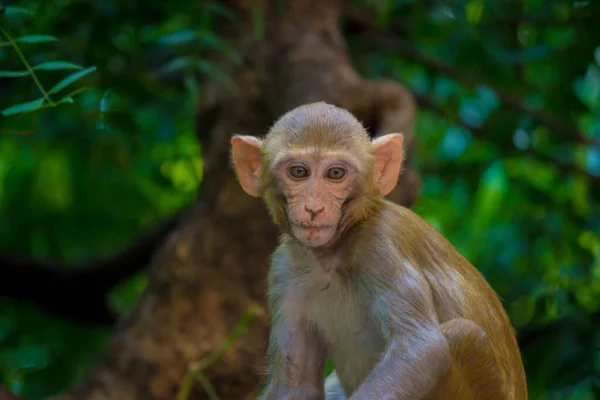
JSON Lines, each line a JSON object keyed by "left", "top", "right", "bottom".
{"left": 231, "top": 102, "right": 527, "bottom": 400}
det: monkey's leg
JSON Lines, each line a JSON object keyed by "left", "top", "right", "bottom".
{"left": 425, "top": 318, "right": 507, "bottom": 400}
{"left": 324, "top": 371, "right": 347, "bottom": 400}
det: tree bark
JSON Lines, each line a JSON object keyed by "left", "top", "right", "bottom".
{"left": 50, "top": 1, "right": 420, "bottom": 399}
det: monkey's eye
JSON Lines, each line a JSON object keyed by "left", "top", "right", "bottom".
{"left": 288, "top": 165, "right": 309, "bottom": 179}
{"left": 327, "top": 167, "right": 346, "bottom": 180}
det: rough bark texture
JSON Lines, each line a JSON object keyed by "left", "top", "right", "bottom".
{"left": 50, "top": 1, "right": 420, "bottom": 399}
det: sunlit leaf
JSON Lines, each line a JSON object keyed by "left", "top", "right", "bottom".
{"left": 99, "top": 89, "right": 119, "bottom": 113}
{"left": 431, "top": 76, "right": 458, "bottom": 102}
{"left": 4, "top": 6, "right": 34, "bottom": 17}
{"left": 33, "top": 151, "right": 73, "bottom": 211}
{"left": 438, "top": 125, "right": 473, "bottom": 159}
{"left": 58, "top": 96, "right": 74, "bottom": 104}
{"left": 15, "top": 35, "right": 59, "bottom": 44}
{"left": 587, "top": 146, "right": 600, "bottom": 176}
{"left": 573, "top": 65, "right": 600, "bottom": 109}
{"left": 0, "top": 70, "right": 29, "bottom": 78}
{"left": 505, "top": 158, "right": 557, "bottom": 192}
{"left": 459, "top": 99, "right": 488, "bottom": 128}
{"left": 405, "top": 67, "right": 430, "bottom": 95}
{"left": 509, "top": 296, "right": 536, "bottom": 328}
{"left": 568, "top": 176, "right": 591, "bottom": 218}
{"left": 157, "top": 29, "right": 198, "bottom": 46}
{"left": 48, "top": 66, "right": 97, "bottom": 95}
{"left": 157, "top": 56, "right": 194, "bottom": 75}
{"left": 465, "top": 0, "right": 484, "bottom": 24}
{"left": 1, "top": 98, "right": 44, "bottom": 116}
{"left": 465, "top": 161, "right": 507, "bottom": 256}
{"left": 475, "top": 86, "right": 500, "bottom": 110}
{"left": 33, "top": 61, "right": 84, "bottom": 71}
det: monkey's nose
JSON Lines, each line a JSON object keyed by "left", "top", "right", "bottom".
{"left": 304, "top": 205, "right": 324, "bottom": 221}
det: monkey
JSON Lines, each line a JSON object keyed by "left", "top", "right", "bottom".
{"left": 230, "top": 102, "right": 528, "bottom": 400}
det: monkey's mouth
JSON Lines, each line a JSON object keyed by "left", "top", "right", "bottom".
{"left": 292, "top": 224, "right": 335, "bottom": 232}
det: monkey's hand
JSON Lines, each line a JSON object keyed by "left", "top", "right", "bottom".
{"left": 260, "top": 312, "right": 327, "bottom": 400}
{"left": 348, "top": 268, "right": 451, "bottom": 400}
{"left": 258, "top": 385, "right": 324, "bottom": 400}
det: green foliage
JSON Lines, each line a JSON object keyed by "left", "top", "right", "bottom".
{"left": 0, "top": 13, "right": 97, "bottom": 116}
{"left": 1, "top": 0, "right": 599, "bottom": 399}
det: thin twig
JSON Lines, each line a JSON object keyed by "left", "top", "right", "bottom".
{"left": 194, "top": 371, "right": 220, "bottom": 400}
{"left": 0, "top": 24, "right": 55, "bottom": 106}
{"left": 176, "top": 302, "right": 266, "bottom": 400}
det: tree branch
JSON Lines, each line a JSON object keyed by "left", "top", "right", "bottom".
{"left": 0, "top": 209, "right": 185, "bottom": 325}
{"left": 343, "top": 14, "right": 596, "bottom": 147}
{"left": 412, "top": 91, "right": 599, "bottom": 182}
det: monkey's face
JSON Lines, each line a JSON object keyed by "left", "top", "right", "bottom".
{"left": 275, "top": 152, "right": 359, "bottom": 247}
{"left": 230, "top": 103, "right": 406, "bottom": 249}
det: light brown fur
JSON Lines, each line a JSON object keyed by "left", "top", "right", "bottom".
{"left": 230, "top": 102, "right": 528, "bottom": 400}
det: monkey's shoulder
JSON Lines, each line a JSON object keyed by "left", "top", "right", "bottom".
{"left": 346, "top": 201, "right": 433, "bottom": 253}
{"left": 359, "top": 201, "right": 462, "bottom": 251}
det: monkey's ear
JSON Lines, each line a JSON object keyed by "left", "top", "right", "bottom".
{"left": 372, "top": 133, "right": 404, "bottom": 196}
{"left": 231, "top": 135, "right": 263, "bottom": 198}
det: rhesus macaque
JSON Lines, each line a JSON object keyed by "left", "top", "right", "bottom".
{"left": 230, "top": 102, "right": 528, "bottom": 400}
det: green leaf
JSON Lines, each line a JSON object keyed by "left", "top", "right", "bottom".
{"left": 1, "top": 98, "right": 44, "bottom": 116}
{"left": 48, "top": 66, "right": 97, "bottom": 95}
{"left": 465, "top": 0, "right": 485, "bottom": 24}
{"left": 58, "top": 97, "right": 74, "bottom": 105}
{"left": 0, "top": 70, "right": 29, "bottom": 78}
{"left": 157, "top": 56, "right": 193, "bottom": 76}
{"left": 0, "top": 344, "right": 51, "bottom": 371}
{"left": 34, "top": 151, "right": 73, "bottom": 211}
{"left": 33, "top": 61, "right": 84, "bottom": 71}
{"left": 157, "top": 29, "right": 198, "bottom": 46}
{"left": 5, "top": 6, "right": 34, "bottom": 17}
{"left": 15, "top": 35, "right": 59, "bottom": 44}
{"left": 508, "top": 296, "right": 536, "bottom": 328}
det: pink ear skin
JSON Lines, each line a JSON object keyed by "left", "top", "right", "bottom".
{"left": 231, "top": 135, "right": 263, "bottom": 198}
{"left": 372, "top": 133, "right": 404, "bottom": 196}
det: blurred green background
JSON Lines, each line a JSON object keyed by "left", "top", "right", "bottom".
{"left": 0, "top": 0, "right": 598, "bottom": 399}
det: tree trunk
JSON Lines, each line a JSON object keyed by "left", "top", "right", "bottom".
{"left": 51, "top": 1, "right": 420, "bottom": 399}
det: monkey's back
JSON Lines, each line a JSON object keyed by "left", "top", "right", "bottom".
{"left": 352, "top": 201, "right": 528, "bottom": 399}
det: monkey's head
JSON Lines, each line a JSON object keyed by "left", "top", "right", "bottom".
{"left": 231, "top": 102, "right": 404, "bottom": 248}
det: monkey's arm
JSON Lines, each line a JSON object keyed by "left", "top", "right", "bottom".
{"left": 260, "top": 315, "right": 327, "bottom": 400}
{"left": 259, "top": 252, "right": 327, "bottom": 400}
{"left": 349, "top": 266, "right": 451, "bottom": 400}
